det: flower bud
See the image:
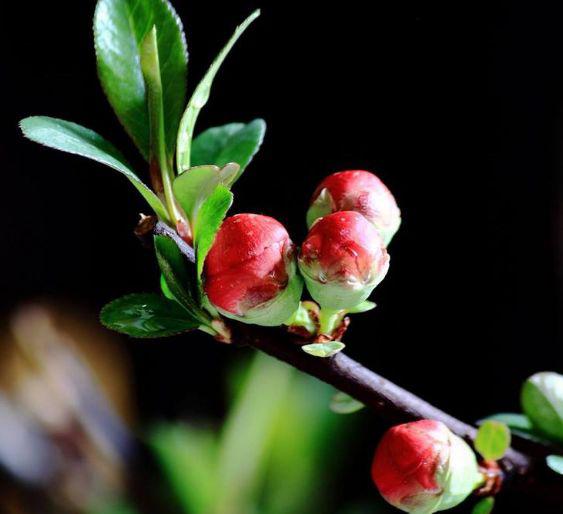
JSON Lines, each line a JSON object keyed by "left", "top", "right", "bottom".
{"left": 298, "top": 211, "right": 389, "bottom": 310}
{"left": 372, "top": 420, "right": 482, "bottom": 514}
{"left": 307, "top": 170, "right": 401, "bottom": 246}
{"left": 203, "top": 213, "right": 302, "bottom": 326}
{"left": 521, "top": 372, "right": 563, "bottom": 443}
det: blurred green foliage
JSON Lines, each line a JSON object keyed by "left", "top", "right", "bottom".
{"left": 150, "top": 352, "right": 352, "bottom": 514}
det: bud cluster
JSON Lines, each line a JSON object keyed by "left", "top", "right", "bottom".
{"left": 203, "top": 169, "right": 400, "bottom": 328}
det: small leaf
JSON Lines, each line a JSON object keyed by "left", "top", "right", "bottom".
{"left": 471, "top": 497, "right": 495, "bottom": 514}
{"left": 195, "top": 185, "right": 233, "bottom": 282}
{"left": 481, "top": 413, "right": 533, "bottom": 432}
{"left": 347, "top": 301, "right": 376, "bottom": 314}
{"left": 155, "top": 235, "right": 205, "bottom": 317}
{"left": 173, "top": 163, "right": 239, "bottom": 226}
{"left": 173, "top": 165, "right": 220, "bottom": 222}
{"left": 191, "top": 119, "right": 266, "bottom": 181}
{"left": 330, "top": 392, "right": 365, "bottom": 414}
{"left": 100, "top": 293, "right": 199, "bottom": 338}
{"left": 94, "top": 0, "right": 188, "bottom": 158}
{"left": 480, "top": 413, "right": 557, "bottom": 444}
{"left": 19, "top": 116, "right": 169, "bottom": 221}
{"left": 546, "top": 455, "right": 563, "bottom": 475}
{"left": 302, "top": 342, "right": 345, "bottom": 358}
{"left": 475, "top": 420, "right": 511, "bottom": 461}
{"left": 176, "top": 10, "right": 260, "bottom": 171}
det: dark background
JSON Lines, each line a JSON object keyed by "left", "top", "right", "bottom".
{"left": 1, "top": 0, "right": 562, "bottom": 512}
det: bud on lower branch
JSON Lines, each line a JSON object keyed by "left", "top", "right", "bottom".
{"left": 307, "top": 170, "right": 401, "bottom": 246}
{"left": 298, "top": 211, "right": 389, "bottom": 310}
{"left": 372, "top": 420, "right": 482, "bottom": 514}
{"left": 203, "top": 213, "right": 302, "bottom": 326}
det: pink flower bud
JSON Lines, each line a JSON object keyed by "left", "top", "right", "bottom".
{"left": 203, "top": 214, "right": 302, "bottom": 326}
{"left": 298, "top": 211, "right": 389, "bottom": 310}
{"left": 372, "top": 420, "right": 482, "bottom": 514}
{"left": 307, "top": 170, "right": 401, "bottom": 246}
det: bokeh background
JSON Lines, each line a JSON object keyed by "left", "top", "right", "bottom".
{"left": 0, "top": 0, "right": 561, "bottom": 513}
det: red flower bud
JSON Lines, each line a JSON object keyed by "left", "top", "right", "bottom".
{"left": 307, "top": 170, "right": 401, "bottom": 246}
{"left": 204, "top": 214, "right": 302, "bottom": 326}
{"left": 298, "top": 211, "right": 389, "bottom": 310}
{"left": 372, "top": 420, "right": 482, "bottom": 514}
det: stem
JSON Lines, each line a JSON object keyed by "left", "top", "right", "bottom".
{"left": 231, "top": 324, "right": 563, "bottom": 506}
{"left": 141, "top": 27, "right": 184, "bottom": 225}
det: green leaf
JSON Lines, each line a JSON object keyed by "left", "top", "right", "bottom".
{"left": 154, "top": 234, "right": 206, "bottom": 318}
{"left": 521, "top": 372, "right": 563, "bottom": 443}
{"left": 94, "top": 0, "right": 187, "bottom": 158}
{"left": 546, "top": 455, "right": 563, "bottom": 475}
{"left": 19, "top": 116, "right": 169, "bottom": 221}
{"left": 100, "top": 293, "right": 199, "bottom": 337}
{"left": 191, "top": 119, "right": 266, "bottom": 181}
{"left": 471, "top": 497, "right": 495, "bottom": 514}
{"left": 475, "top": 420, "right": 511, "bottom": 460}
{"left": 481, "top": 413, "right": 556, "bottom": 445}
{"left": 160, "top": 273, "right": 176, "bottom": 300}
{"left": 195, "top": 185, "right": 233, "bottom": 282}
{"left": 302, "top": 342, "right": 345, "bottom": 358}
{"left": 482, "top": 413, "right": 533, "bottom": 432}
{"left": 176, "top": 10, "right": 260, "bottom": 171}
{"left": 330, "top": 392, "right": 365, "bottom": 414}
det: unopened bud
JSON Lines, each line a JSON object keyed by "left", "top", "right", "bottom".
{"left": 372, "top": 420, "right": 482, "bottom": 514}
{"left": 203, "top": 214, "right": 302, "bottom": 326}
{"left": 298, "top": 211, "right": 389, "bottom": 310}
{"left": 307, "top": 170, "right": 401, "bottom": 246}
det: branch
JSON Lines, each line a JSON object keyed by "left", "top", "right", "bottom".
{"left": 151, "top": 221, "right": 563, "bottom": 507}
{"left": 231, "top": 324, "right": 563, "bottom": 505}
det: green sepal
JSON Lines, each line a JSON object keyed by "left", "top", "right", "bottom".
{"left": 347, "top": 301, "right": 377, "bottom": 314}
{"left": 299, "top": 259, "right": 389, "bottom": 311}
{"left": 433, "top": 433, "right": 483, "bottom": 513}
{"left": 285, "top": 301, "right": 319, "bottom": 335}
{"left": 217, "top": 266, "right": 303, "bottom": 327}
